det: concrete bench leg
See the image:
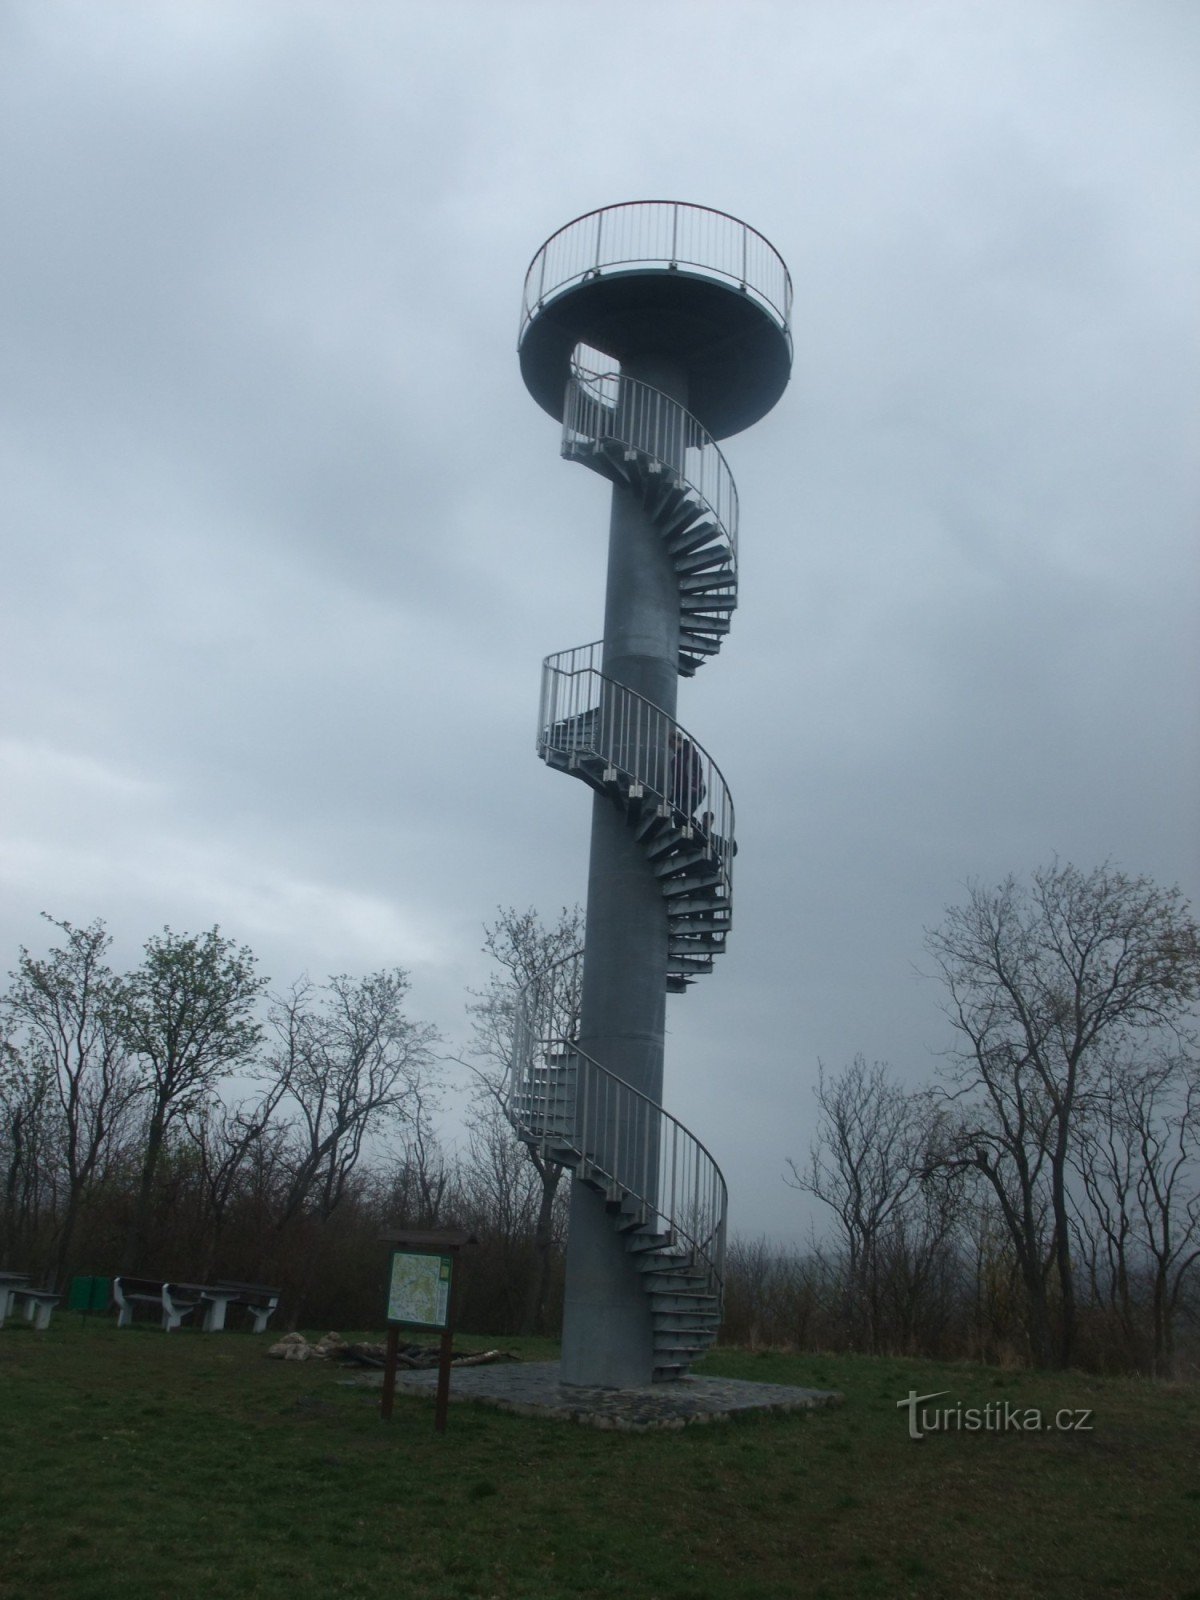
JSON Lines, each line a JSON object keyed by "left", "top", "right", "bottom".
{"left": 161, "top": 1289, "right": 199, "bottom": 1331}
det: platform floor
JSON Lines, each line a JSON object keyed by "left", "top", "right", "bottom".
{"left": 352, "top": 1360, "right": 843, "bottom": 1432}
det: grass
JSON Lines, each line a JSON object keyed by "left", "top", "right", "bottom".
{"left": 2, "top": 1321, "right": 1197, "bottom": 1599}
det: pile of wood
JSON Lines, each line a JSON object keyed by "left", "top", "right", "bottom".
{"left": 266, "top": 1331, "right": 519, "bottom": 1369}
{"left": 267, "top": 1331, "right": 346, "bottom": 1362}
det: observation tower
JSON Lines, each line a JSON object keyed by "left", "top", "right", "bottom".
{"left": 506, "top": 202, "right": 792, "bottom": 1386}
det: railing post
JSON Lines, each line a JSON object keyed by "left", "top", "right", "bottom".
{"left": 671, "top": 201, "right": 678, "bottom": 265}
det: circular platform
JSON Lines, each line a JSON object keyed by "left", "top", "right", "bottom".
{"left": 519, "top": 203, "right": 792, "bottom": 440}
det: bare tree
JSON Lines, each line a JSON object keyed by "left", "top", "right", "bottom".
{"left": 926, "top": 861, "right": 1200, "bottom": 1366}
{"left": 121, "top": 927, "right": 266, "bottom": 1270}
{"left": 786, "top": 1056, "right": 939, "bottom": 1352}
{"left": 1074, "top": 1049, "right": 1200, "bottom": 1375}
{"left": 1, "top": 918, "right": 142, "bottom": 1286}
{"left": 393, "top": 1081, "right": 454, "bottom": 1229}
{"left": 266, "top": 970, "right": 439, "bottom": 1228}
{"left": 182, "top": 1081, "right": 291, "bottom": 1277}
{"left": 461, "top": 905, "right": 582, "bottom": 1334}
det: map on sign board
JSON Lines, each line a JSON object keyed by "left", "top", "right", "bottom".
{"left": 387, "top": 1251, "right": 452, "bottom": 1329}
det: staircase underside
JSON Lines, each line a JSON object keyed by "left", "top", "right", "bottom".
{"left": 564, "top": 436, "right": 736, "bottom": 677}
{"left": 543, "top": 745, "right": 731, "bottom": 993}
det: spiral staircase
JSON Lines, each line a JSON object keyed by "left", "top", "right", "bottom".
{"left": 505, "top": 203, "right": 791, "bottom": 1382}
{"left": 507, "top": 948, "right": 727, "bottom": 1379}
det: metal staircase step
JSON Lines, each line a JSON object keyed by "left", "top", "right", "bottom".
{"left": 653, "top": 1335, "right": 716, "bottom": 1362}
{"left": 635, "top": 1260, "right": 706, "bottom": 1284}
{"left": 653, "top": 1310, "right": 720, "bottom": 1333}
{"left": 623, "top": 1228, "right": 673, "bottom": 1254}
{"left": 668, "top": 953, "right": 716, "bottom": 973}
{"left": 662, "top": 915, "right": 729, "bottom": 934}
{"left": 665, "top": 519, "right": 721, "bottom": 556}
{"left": 653, "top": 841, "right": 721, "bottom": 872}
{"left": 677, "top": 556, "right": 734, "bottom": 585}
{"left": 669, "top": 923, "right": 727, "bottom": 945}
{"left": 659, "top": 873, "right": 725, "bottom": 901}
{"left": 634, "top": 811, "right": 675, "bottom": 846}
{"left": 648, "top": 1285, "right": 720, "bottom": 1307}
{"left": 642, "top": 478, "right": 697, "bottom": 522}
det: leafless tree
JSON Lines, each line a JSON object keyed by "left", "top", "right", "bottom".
{"left": 265, "top": 970, "right": 439, "bottom": 1229}
{"left": 182, "top": 1082, "right": 291, "bottom": 1277}
{"left": 925, "top": 861, "right": 1200, "bottom": 1366}
{"left": 1074, "top": 1048, "right": 1200, "bottom": 1375}
{"left": 460, "top": 905, "right": 582, "bottom": 1334}
{"left": 786, "top": 1055, "right": 941, "bottom": 1352}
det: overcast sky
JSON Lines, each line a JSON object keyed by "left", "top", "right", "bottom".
{"left": 2, "top": 0, "right": 1197, "bottom": 1242}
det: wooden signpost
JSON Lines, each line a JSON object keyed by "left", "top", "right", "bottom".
{"left": 378, "top": 1229, "right": 474, "bottom": 1433}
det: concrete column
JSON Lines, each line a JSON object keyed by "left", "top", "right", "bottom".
{"left": 560, "top": 355, "right": 688, "bottom": 1388}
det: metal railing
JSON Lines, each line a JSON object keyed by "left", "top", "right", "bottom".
{"left": 538, "top": 642, "right": 735, "bottom": 888}
{"left": 506, "top": 950, "right": 728, "bottom": 1288}
{"left": 520, "top": 201, "right": 792, "bottom": 351}
{"left": 563, "top": 364, "right": 739, "bottom": 567}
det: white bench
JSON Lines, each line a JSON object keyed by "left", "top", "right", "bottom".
{"left": 113, "top": 1276, "right": 203, "bottom": 1331}
{"left": 112, "top": 1276, "right": 280, "bottom": 1332}
{"left": 2, "top": 1288, "right": 62, "bottom": 1331}
{"left": 204, "top": 1281, "right": 281, "bottom": 1334}
{"left": 0, "top": 1271, "right": 32, "bottom": 1324}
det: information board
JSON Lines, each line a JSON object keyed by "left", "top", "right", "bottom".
{"left": 386, "top": 1250, "right": 452, "bottom": 1330}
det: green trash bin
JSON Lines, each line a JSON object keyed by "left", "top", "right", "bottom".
{"left": 68, "top": 1275, "right": 111, "bottom": 1315}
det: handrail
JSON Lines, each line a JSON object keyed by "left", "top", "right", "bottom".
{"left": 520, "top": 200, "right": 792, "bottom": 353}
{"left": 563, "top": 365, "right": 739, "bottom": 567}
{"left": 506, "top": 949, "right": 728, "bottom": 1288}
{"left": 538, "top": 642, "right": 735, "bottom": 890}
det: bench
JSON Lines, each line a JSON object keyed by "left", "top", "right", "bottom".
{"left": 2, "top": 1288, "right": 62, "bottom": 1331}
{"left": 206, "top": 1281, "right": 281, "bottom": 1333}
{"left": 0, "top": 1271, "right": 32, "bottom": 1324}
{"left": 112, "top": 1276, "right": 204, "bottom": 1332}
{"left": 112, "top": 1276, "right": 281, "bottom": 1332}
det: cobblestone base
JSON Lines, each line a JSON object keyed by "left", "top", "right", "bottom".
{"left": 352, "top": 1361, "right": 843, "bottom": 1432}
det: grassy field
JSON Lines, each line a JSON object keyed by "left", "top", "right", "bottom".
{"left": 1, "top": 1321, "right": 1196, "bottom": 1600}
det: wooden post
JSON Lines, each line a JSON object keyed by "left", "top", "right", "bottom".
{"left": 380, "top": 1325, "right": 400, "bottom": 1422}
{"left": 433, "top": 1247, "right": 464, "bottom": 1434}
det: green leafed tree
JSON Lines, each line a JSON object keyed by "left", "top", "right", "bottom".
{"left": 2, "top": 917, "right": 140, "bottom": 1287}
{"left": 121, "top": 927, "right": 266, "bottom": 1272}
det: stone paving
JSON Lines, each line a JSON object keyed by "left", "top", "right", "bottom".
{"left": 350, "top": 1360, "right": 843, "bottom": 1432}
